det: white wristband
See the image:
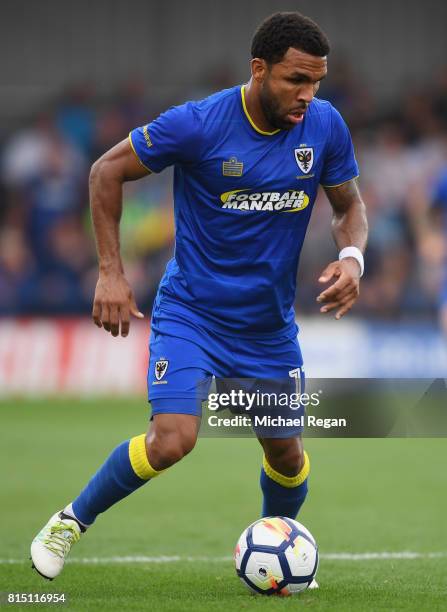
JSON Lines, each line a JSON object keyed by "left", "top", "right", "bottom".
{"left": 339, "top": 246, "right": 364, "bottom": 277}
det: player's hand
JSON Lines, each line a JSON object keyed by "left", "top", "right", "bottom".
{"left": 316, "top": 259, "right": 361, "bottom": 320}
{"left": 92, "top": 272, "right": 144, "bottom": 337}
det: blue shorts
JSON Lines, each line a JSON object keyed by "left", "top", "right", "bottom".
{"left": 147, "top": 309, "right": 305, "bottom": 432}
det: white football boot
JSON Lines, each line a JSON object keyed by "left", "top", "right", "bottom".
{"left": 31, "top": 511, "right": 82, "bottom": 579}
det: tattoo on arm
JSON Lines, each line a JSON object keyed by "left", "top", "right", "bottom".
{"left": 324, "top": 178, "right": 362, "bottom": 215}
{"left": 323, "top": 178, "right": 368, "bottom": 252}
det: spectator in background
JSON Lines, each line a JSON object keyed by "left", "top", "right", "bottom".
{"left": 426, "top": 166, "right": 447, "bottom": 335}
{"left": 115, "top": 77, "right": 158, "bottom": 133}
{"left": 1, "top": 112, "right": 56, "bottom": 189}
{"left": 0, "top": 227, "right": 34, "bottom": 314}
{"left": 320, "top": 54, "right": 375, "bottom": 130}
{"left": 56, "top": 83, "right": 96, "bottom": 157}
{"left": 1, "top": 113, "right": 91, "bottom": 313}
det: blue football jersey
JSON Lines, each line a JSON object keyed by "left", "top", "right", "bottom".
{"left": 129, "top": 84, "right": 359, "bottom": 336}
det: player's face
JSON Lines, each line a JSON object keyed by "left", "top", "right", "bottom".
{"left": 257, "top": 48, "right": 328, "bottom": 130}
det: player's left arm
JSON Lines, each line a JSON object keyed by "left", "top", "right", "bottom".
{"left": 317, "top": 177, "right": 368, "bottom": 319}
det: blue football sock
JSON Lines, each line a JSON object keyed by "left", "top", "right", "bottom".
{"left": 260, "top": 451, "right": 309, "bottom": 519}
{"left": 69, "top": 434, "right": 163, "bottom": 526}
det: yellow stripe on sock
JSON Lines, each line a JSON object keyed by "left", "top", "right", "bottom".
{"left": 263, "top": 450, "right": 310, "bottom": 488}
{"left": 129, "top": 434, "right": 164, "bottom": 480}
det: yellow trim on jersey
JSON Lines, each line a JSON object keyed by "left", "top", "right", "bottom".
{"left": 321, "top": 175, "right": 359, "bottom": 188}
{"left": 128, "top": 133, "right": 153, "bottom": 174}
{"left": 129, "top": 434, "right": 164, "bottom": 480}
{"left": 263, "top": 450, "right": 310, "bottom": 488}
{"left": 240, "top": 85, "right": 280, "bottom": 136}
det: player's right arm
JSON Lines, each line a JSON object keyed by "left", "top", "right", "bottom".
{"left": 90, "top": 102, "right": 202, "bottom": 336}
{"left": 90, "top": 138, "right": 150, "bottom": 337}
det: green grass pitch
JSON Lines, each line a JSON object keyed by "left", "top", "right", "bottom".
{"left": 1, "top": 398, "right": 446, "bottom": 611}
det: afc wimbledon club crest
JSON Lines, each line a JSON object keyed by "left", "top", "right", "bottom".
{"left": 155, "top": 359, "right": 168, "bottom": 381}
{"left": 294, "top": 147, "right": 314, "bottom": 174}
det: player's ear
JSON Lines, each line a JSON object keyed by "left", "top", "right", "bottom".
{"left": 251, "top": 58, "right": 268, "bottom": 83}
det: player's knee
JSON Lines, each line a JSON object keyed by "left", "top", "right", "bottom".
{"left": 145, "top": 429, "right": 197, "bottom": 471}
{"left": 284, "top": 447, "right": 305, "bottom": 475}
{"left": 276, "top": 448, "right": 304, "bottom": 476}
{"left": 264, "top": 439, "right": 304, "bottom": 477}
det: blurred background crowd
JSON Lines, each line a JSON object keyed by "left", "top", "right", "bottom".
{"left": 1, "top": 0, "right": 446, "bottom": 333}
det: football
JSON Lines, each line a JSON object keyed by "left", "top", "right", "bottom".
{"left": 234, "top": 516, "right": 318, "bottom": 595}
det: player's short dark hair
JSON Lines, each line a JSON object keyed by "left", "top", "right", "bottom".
{"left": 251, "top": 12, "right": 330, "bottom": 64}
